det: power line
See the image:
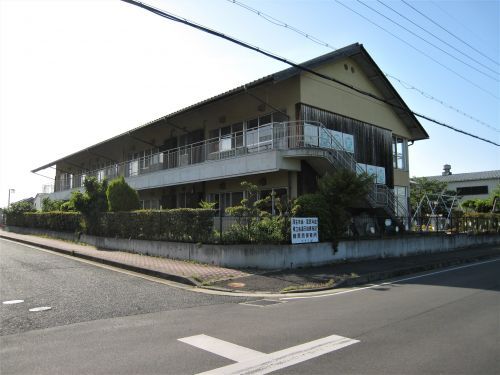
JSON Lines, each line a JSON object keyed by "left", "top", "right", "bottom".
{"left": 226, "top": 0, "right": 338, "bottom": 51}
{"left": 431, "top": 1, "right": 488, "bottom": 47}
{"left": 227, "top": 0, "right": 499, "bottom": 133}
{"left": 402, "top": 0, "right": 500, "bottom": 68}
{"left": 334, "top": 0, "right": 499, "bottom": 100}
{"left": 356, "top": 0, "right": 498, "bottom": 82}
{"left": 120, "top": 0, "right": 499, "bottom": 147}
{"left": 375, "top": 0, "right": 498, "bottom": 76}
{"left": 385, "top": 74, "right": 499, "bottom": 133}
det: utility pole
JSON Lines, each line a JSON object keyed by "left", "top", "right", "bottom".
{"left": 7, "top": 189, "right": 15, "bottom": 208}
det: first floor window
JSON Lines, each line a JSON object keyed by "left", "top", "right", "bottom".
{"left": 394, "top": 186, "right": 408, "bottom": 217}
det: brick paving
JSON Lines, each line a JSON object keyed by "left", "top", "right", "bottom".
{"left": 0, "top": 230, "right": 248, "bottom": 284}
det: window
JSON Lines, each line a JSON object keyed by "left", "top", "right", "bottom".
{"left": 394, "top": 186, "right": 408, "bottom": 217}
{"left": 392, "top": 137, "right": 407, "bottom": 170}
{"left": 456, "top": 186, "right": 488, "bottom": 196}
{"left": 208, "top": 192, "right": 243, "bottom": 215}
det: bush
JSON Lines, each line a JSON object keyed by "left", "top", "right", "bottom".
{"left": 5, "top": 201, "right": 35, "bottom": 226}
{"left": 6, "top": 211, "right": 81, "bottom": 232}
{"left": 99, "top": 209, "right": 215, "bottom": 242}
{"left": 222, "top": 215, "right": 287, "bottom": 244}
{"left": 292, "top": 170, "right": 372, "bottom": 243}
{"left": 5, "top": 207, "right": 215, "bottom": 242}
{"left": 106, "top": 176, "right": 140, "bottom": 212}
{"left": 42, "top": 197, "right": 65, "bottom": 212}
{"left": 222, "top": 181, "right": 288, "bottom": 244}
{"left": 71, "top": 176, "right": 108, "bottom": 234}
{"left": 292, "top": 193, "right": 331, "bottom": 241}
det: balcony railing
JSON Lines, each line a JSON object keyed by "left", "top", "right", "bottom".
{"left": 55, "top": 121, "right": 300, "bottom": 192}
{"left": 53, "top": 120, "right": 408, "bottom": 221}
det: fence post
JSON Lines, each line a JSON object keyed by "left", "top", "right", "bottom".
{"left": 159, "top": 209, "right": 162, "bottom": 240}
{"left": 219, "top": 214, "right": 223, "bottom": 244}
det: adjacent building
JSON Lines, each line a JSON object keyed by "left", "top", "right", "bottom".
{"left": 424, "top": 165, "right": 500, "bottom": 202}
{"left": 33, "top": 43, "right": 428, "bottom": 222}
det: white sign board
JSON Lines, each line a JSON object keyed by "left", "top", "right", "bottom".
{"left": 376, "top": 166, "right": 386, "bottom": 184}
{"left": 291, "top": 217, "right": 319, "bottom": 244}
{"left": 342, "top": 133, "right": 355, "bottom": 153}
{"left": 304, "top": 123, "right": 319, "bottom": 147}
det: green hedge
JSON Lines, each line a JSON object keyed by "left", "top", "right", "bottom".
{"left": 6, "top": 211, "right": 82, "bottom": 233}
{"left": 5, "top": 209, "right": 216, "bottom": 242}
{"left": 98, "top": 209, "right": 215, "bottom": 242}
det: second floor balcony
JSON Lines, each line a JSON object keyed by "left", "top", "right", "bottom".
{"left": 53, "top": 120, "right": 370, "bottom": 193}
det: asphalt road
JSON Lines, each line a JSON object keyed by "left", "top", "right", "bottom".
{"left": 0, "top": 239, "right": 251, "bottom": 336}
{"left": 1, "top": 238, "right": 499, "bottom": 374}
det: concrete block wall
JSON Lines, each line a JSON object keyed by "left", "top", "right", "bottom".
{"left": 5, "top": 226, "right": 499, "bottom": 269}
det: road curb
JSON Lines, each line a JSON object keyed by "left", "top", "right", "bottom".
{"left": 3, "top": 233, "right": 499, "bottom": 296}
{"left": 294, "top": 252, "right": 500, "bottom": 292}
{"left": 0, "top": 234, "right": 198, "bottom": 287}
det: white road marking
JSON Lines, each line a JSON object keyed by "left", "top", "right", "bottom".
{"left": 179, "top": 333, "right": 359, "bottom": 375}
{"left": 281, "top": 257, "right": 500, "bottom": 301}
{"left": 2, "top": 300, "right": 24, "bottom": 305}
{"left": 29, "top": 306, "right": 52, "bottom": 312}
{"left": 178, "top": 334, "right": 265, "bottom": 362}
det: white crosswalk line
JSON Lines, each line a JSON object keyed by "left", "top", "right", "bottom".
{"left": 178, "top": 334, "right": 265, "bottom": 363}
{"left": 179, "top": 333, "right": 359, "bottom": 375}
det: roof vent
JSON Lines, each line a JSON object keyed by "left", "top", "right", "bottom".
{"left": 442, "top": 164, "right": 452, "bottom": 176}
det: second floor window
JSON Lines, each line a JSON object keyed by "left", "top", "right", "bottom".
{"left": 393, "top": 136, "right": 407, "bottom": 170}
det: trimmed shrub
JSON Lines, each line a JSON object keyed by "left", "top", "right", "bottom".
{"left": 6, "top": 211, "right": 81, "bottom": 232}
{"left": 106, "top": 176, "right": 140, "bottom": 212}
{"left": 99, "top": 209, "right": 216, "bottom": 242}
{"left": 42, "top": 197, "right": 65, "bottom": 212}
{"left": 4, "top": 201, "right": 35, "bottom": 227}
{"left": 71, "top": 176, "right": 108, "bottom": 234}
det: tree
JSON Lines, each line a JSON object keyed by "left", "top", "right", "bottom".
{"left": 41, "top": 197, "right": 65, "bottom": 212}
{"left": 293, "top": 169, "right": 372, "bottom": 243}
{"left": 70, "top": 176, "right": 108, "bottom": 234}
{"left": 410, "top": 177, "right": 455, "bottom": 216}
{"left": 461, "top": 184, "right": 499, "bottom": 213}
{"left": 6, "top": 200, "right": 35, "bottom": 214}
{"left": 317, "top": 169, "right": 372, "bottom": 241}
{"left": 106, "top": 176, "right": 140, "bottom": 212}
{"left": 4, "top": 200, "right": 35, "bottom": 226}
{"left": 223, "top": 181, "right": 286, "bottom": 243}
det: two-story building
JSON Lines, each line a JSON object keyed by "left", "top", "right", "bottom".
{"left": 33, "top": 43, "right": 428, "bottom": 222}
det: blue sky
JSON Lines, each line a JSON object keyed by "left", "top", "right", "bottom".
{"left": 0, "top": 0, "right": 498, "bottom": 206}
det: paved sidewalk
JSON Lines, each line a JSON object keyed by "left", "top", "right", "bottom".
{"left": 0, "top": 230, "right": 248, "bottom": 285}
{"left": 1, "top": 229, "right": 499, "bottom": 294}
{"left": 209, "top": 244, "right": 500, "bottom": 293}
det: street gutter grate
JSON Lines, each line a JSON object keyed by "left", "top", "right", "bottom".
{"left": 240, "top": 299, "right": 286, "bottom": 307}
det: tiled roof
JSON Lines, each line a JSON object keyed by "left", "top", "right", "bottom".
{"left": 425, "top": 170, "right": 500, "bottom": 183}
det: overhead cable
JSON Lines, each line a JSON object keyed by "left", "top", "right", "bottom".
{"left": 226, "top": 0, "right": 338, "bottom": 51}
{"left": 356, "top": 0, "right": 498, "bottom": 82}
{"left": 375, "top": 0, "right": 498, "bottom": 76}
{"left": 120, "top": 0, "right": 499, "bottom": 147}
{"left": 227, "top": 0, "right": 498, "bottom": 132}
{"left": 385, "top": 74, "right": 499, "bottom": 133}
{"left": 402, "top": 0, "right": 500, "bottom": 67}
{"left": 334, "top": 0, "right": 499, "bottom": 100}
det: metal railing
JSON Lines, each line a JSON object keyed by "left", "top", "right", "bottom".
{"left": 53, "top": 120, "right": 408, "bottom": 221}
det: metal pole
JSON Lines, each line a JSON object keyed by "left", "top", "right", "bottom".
{"left": 219, "top": 213, "right": 223, "bottom": 244}
{"left": 7, "top": 189, "right": 14, "bottom": 208}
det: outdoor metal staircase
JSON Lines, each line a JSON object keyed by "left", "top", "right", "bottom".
{"left": 290, "top": 121, "right": 409, "bottom": 227}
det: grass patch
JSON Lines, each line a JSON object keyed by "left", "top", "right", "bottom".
{"left": 280, "top": 278, "right": 335, "bottom": 293}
